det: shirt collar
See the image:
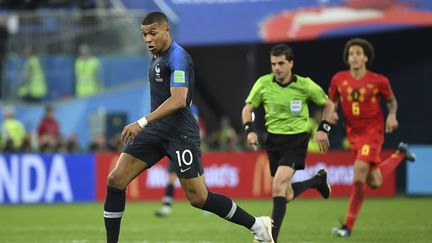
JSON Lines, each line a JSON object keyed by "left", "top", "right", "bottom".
{"left": 273, "top": 74, "right": 297, "bottom": 87}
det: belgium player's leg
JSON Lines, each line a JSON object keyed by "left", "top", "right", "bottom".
{"left": 334, "top": 141, "right": 377, "bottom": 237}
{"left": 368, "top": 142, "right": 415, "bottom": 188}
{"left": 344, "top": 160, "right": 369, "bottom": 234}
{"left": 333, "top": 158, "right": 370, "bottom": 237}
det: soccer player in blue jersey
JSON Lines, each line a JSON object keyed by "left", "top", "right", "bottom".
{"left": 103, "top": 12, "right": 274, "bottom": 243}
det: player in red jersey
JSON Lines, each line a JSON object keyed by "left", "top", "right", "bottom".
{"left": 328, "top": 38, "right": 415, "bottom": 237}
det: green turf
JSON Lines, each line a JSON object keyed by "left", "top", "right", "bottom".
{"left": 1, "top": 197, "right": 431, "bottom": 242}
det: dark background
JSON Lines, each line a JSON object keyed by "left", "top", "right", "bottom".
{"left": 188, "top": 27, "right": 432, "bottom": 148}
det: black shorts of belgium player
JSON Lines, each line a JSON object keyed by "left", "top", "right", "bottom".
{"left": 123, "top": 129, "right": 204, "bottom": 179}
{"left": 264, "top": 132, "right": 310, "bottom": 176}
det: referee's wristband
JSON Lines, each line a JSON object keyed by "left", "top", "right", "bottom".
{"left": 317, "top": 120, "right": 332, "bottom": 133}
{"left": 244, "top": 121, "right": 254, "bottom": 134}
{"left": 137, "top": 116, "right": 148, "bottom": 128}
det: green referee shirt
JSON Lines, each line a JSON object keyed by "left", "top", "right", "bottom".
{"left": 245, "top": 74, "right": 328, "bottom": 135}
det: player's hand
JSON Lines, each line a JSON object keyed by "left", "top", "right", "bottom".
{"left": 247, "top": 132, "right": 259, "bottom": 151}
{"left": 314, "top": 131, "right": 330, "bottom": 152}
{"left": 121, "top": 122, "right": 142, "bottom": 145}
{"left": 385, "top": 114, "right": 398, "bottom": 133}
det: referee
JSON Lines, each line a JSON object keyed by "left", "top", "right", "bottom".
{"left": 242, "top": 44, "right": 335, "bottom": 242}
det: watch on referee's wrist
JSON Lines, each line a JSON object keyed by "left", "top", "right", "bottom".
{"left": 317, "top": 120, "right": 332, "bottom": 133}
{"left": 244, "top": 121, "right": 254, "bottom": 134}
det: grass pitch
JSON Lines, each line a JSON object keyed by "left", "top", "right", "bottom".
{"left": 1, "top": 197, "right": 431, "bottom": 243}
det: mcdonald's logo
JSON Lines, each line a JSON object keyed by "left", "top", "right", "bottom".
{"left": 252, "top": 154, "right": 272, "bottom": 196}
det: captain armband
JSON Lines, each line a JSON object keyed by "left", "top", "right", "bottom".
{"left": 317, "top": 120, "right": 332, "bottom": 134}
{"left": 243, "top": 121, "right": 255, "bottom": 135}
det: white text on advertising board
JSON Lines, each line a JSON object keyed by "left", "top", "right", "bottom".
{"left": 0, "top": 154, "right": 72, "bottom": 203}
{"left": 146, "top": 164, "right": 239, "bottom": 189}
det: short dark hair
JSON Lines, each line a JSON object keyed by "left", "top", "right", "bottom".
{"left": 343, "top": 38, "right": 375, "bottom": 66}
{"left": 270, "top": 44, "right": 294, "bottom": 61}
{"left": 141, "top": 12, "right": 168, "bottom": 26}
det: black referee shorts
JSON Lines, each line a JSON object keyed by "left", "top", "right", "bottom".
{"left": 264, "top": 132, "right": 310, "bottom": 176}
{"left": 123, "top": 129, "right": 204, "bottom": 179}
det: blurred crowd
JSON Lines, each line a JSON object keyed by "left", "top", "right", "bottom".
{"left": 0, "top": 104, "right": 245, "bottom": 153}
{"left": 0, "top": 102, "right": 348, "bottom": 153}
{"left": 11, "top": 44, "right": 102, "bottom": 103}
{"left": 0, "top": 104, "right": 121, "bottom": 153}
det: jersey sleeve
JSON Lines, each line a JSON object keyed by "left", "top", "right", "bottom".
{"left": 328, "top": 74, "right": 339, "bottom": 102}
{"left": 245, "top": 77, "right": 264, "bottom": 108}
{"left": 307, "top": 78, "right": 328, "bottom": 106}
{"left": 378, "top": 75, "right": 394, "bottom": 100}
{"left": 169, "top": 50, "right": 191, "bottom": 88}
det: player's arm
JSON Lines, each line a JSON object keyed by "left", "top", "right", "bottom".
{"left": 315, "top": 99, "right": 336, "bottom": 152}
{"left": 380, "top": 76, "right": 398, "bottom": 133}
{"left": 385, "top": 96, "right": 398, "bottom": 133}
{"left": 327, "top": 76, "right": 340, "bottom": 125}
{"left": 242, "top": 77, "right": 264, "bottom": 151}
{"left": 121, "top": 87, "right": 188, "bottom": 145}
{"left": 308, "top": 78, "right": 335, "bottom": 152}
{"left": 321, "top": 99, "right": 336, "bottom": 124}
{"left": 146, "top": 86, "right": 188, "bottom": 123}
{"left": 242, "top": 103, "right": 259, "bottom": 151}
{"left": 329, "top": 99, "right": 339, "bottom": 124}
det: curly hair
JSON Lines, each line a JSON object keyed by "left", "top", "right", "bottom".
{"left": 343, "top": 38, "right": 374, "bottom": 67}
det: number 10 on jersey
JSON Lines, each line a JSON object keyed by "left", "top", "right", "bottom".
{"left": 176, "top": 149, "right": 193, "bottom": 166}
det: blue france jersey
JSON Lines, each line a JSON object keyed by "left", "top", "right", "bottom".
{"left": 146, "top": 41, "right": 199, "bottom": 142}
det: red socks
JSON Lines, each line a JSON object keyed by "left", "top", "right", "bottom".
{"left": 375, "top": 153, "right": 404, "bottom": 180}
{"left": 345, "top": 153, "right": 404, "bottom": 233}
{"left": 345, "top": 181, "right": 365, "bottom": 232}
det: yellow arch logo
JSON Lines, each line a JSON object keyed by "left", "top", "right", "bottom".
{"left": 252, "top": 154, "right": 272, "bottom": 196}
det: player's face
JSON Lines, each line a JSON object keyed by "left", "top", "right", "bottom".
{"left": 141, "top": 22, "right": 170, "bottom": 55}
{"left": 271, "top": 55, "right": 293, "bottom": 82}
{"left": 347, "top": 45, "right": 368, "bottom": 70}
